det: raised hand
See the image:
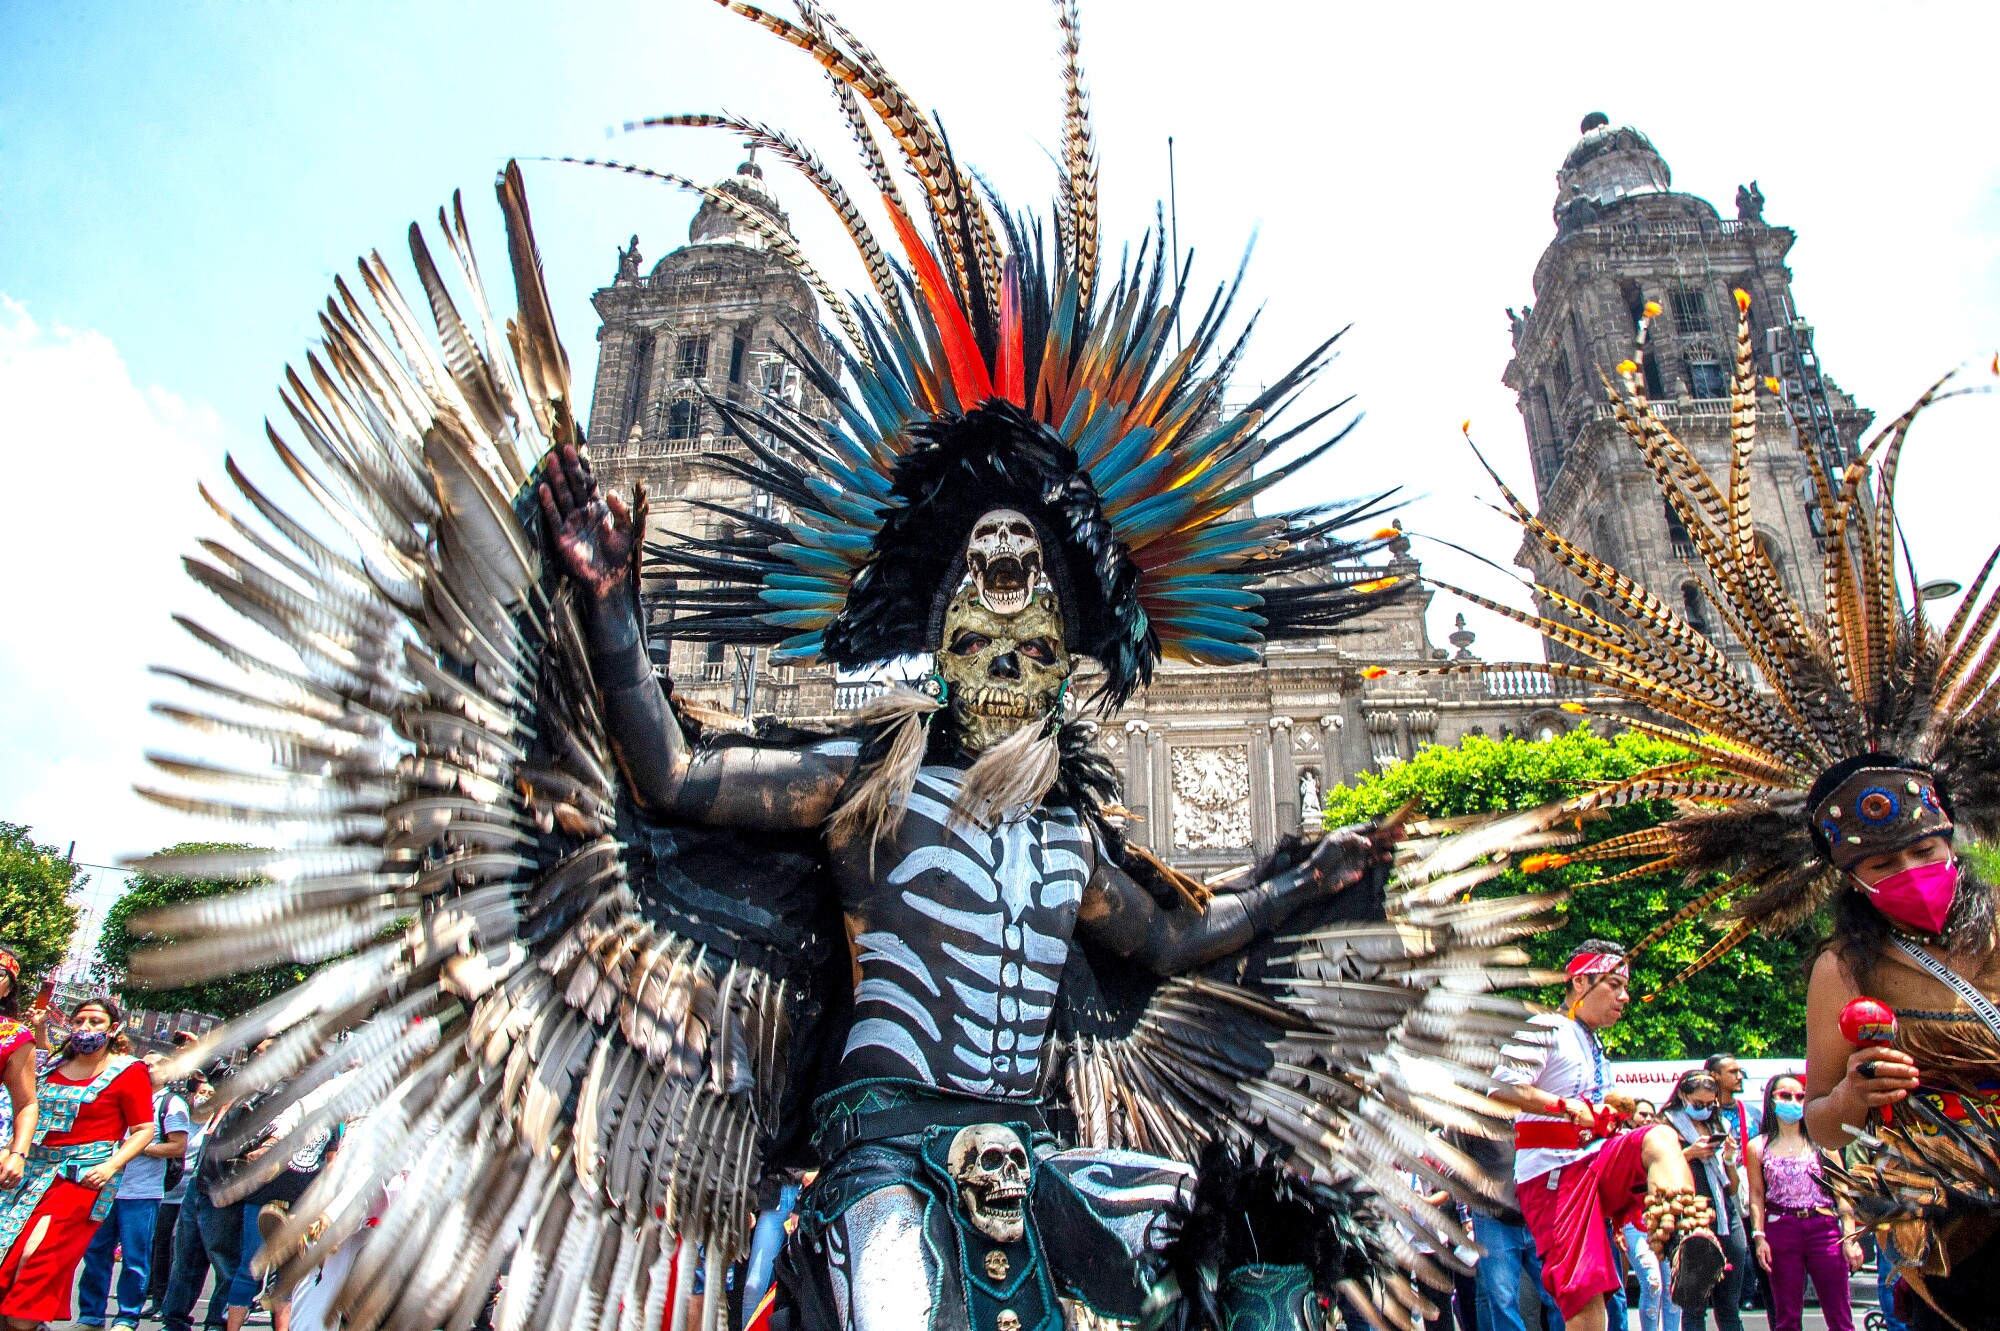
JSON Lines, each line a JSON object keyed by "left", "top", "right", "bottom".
{"left": 1304, "top": 811, "right": 1403, "bottom": 894}
{"left": 537, "top": 445, "right": 637, "bottom": 602}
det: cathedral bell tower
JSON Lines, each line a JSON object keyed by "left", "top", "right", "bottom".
{"left": 1501, "top": 114, "right": 1872, "bottom": 650}
{"left": 584, "top": 158, "right": 836, "bottom": 718}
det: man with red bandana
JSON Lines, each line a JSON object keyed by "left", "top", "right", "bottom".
{"left": 1490, "top": 940, "right": 1728, "bottom": 1331}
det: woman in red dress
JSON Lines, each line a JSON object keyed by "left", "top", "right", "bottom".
{"left": 0, "top": 947, "right": 42, "bottom": 1192}
{"left": 0, "top": 996, "right": 155, "bottom": 1329}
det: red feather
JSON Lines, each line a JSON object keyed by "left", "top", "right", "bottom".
{"left": 995, "top": 254, "right": 1025, "bottom": 406}
{"left": 883, "top": 196, "right": 991, "bottom": 407}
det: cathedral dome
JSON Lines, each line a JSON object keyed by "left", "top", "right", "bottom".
{"left": 1553, "top": 112, "right": 1673, "bottom": 229}
{"left": 687, "top": 158, "right": 793, "bottom": 249}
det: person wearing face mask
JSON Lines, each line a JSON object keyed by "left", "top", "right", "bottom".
{"left": 1744, "top": 1073, "right": 1859, "bottom": 1331}
{"left": 1795, "top": 754, "right": 2000, "bottom": 1330}
{"left": 1661, "top": 1072, "right": 1746, "bottom": 1331}
{"left": 0, "top": 997, "right": 156, "bottom": 1330}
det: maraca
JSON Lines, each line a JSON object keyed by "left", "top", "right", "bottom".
{"left": 1839, "top": 995, "right": 1899, "bottom": 1122}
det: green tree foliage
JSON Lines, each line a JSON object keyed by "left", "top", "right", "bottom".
{"left": 0, "top": 823, "right": 84, "bottom": 989}
{"left": 1321, "top": 726, "right": 1810, "bottom": 1060}
{"left": 97, "top": 842, "right": 306, "bottom": 1020}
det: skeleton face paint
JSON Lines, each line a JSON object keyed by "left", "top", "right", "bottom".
{"left": 947, "top": 1123, "right": 1030, "bottom": 1244}
{"left": 965, "top": 510, "right": 1043, "bottom": 616}
{"left": 936, "top": 588, "right": 1069, "bottom": 753}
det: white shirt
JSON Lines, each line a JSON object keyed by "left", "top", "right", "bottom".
{"left": 1496, "top": 1012, "right": 1610, "bottom": 1181}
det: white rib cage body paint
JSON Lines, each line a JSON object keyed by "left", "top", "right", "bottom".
{"left": 838, "top": 767, "right": 1089, "bottom": 1097}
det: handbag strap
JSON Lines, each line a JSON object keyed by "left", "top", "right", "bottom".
{"left": 1891, "top": 936, "right": 2000, "bottom": 1042}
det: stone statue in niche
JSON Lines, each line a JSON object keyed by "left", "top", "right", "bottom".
{"left": 1170, "top": 745, "right": 1251, "bottom": 850}
{"left": 1299, "top": 769, "right": 1322, "bottom": 822}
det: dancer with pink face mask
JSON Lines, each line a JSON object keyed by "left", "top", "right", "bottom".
{"left": 1797, "top": 755, "right": 1999, "bottom": 1331}
{"left": 1420, "top": 284, "right": 2000, "bottom": 1331}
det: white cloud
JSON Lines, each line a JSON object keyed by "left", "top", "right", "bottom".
{"left": 0, "top": 297, "right": 234, "bottom": 869}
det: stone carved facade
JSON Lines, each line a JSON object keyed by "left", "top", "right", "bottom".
{"left": 1170, "top": 746, "right": 1253, "bottom": 852}
{"left": 585, "top": 121, "right": 1868, "bottom": 874}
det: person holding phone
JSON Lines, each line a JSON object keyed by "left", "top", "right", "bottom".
{"left": 1662, "top": 1071, "right": 1746, "bottom": 1331}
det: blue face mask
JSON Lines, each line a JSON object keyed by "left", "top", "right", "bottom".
{"left": 1772, "top": 1100, "right": 1805, "bottom": 1124}
{"left": 1685, "top": 1105, "right": 1714, "bottom": 1121}
{"left": 67, "top": 1030, "right": 109, "bottom": 1056}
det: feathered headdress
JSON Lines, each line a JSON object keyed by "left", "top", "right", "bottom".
{"left": 1402, "top": 287, "right": 1999, "bottom": 987}
{"left": 574, "top": 0, "right": 1404, "bottom": 712}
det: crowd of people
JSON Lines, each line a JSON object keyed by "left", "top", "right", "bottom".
{"left": 0, "top": 971, "right": 342, "bottom": 1331}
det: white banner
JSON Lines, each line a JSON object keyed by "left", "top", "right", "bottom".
{"left": 1608, "top": 1057, "right": 1804, "bottom": 1116}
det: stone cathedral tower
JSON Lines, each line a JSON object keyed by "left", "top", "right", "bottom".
{"left": 584, "top": 159, "right": 840, "bottom": 718}
{"left": 1502, "top": 114, "right": 1873, "bottom": 646}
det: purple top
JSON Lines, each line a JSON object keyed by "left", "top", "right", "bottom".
{"left": 1762, "top": 1149, "right": 1831, "bottom": 1211}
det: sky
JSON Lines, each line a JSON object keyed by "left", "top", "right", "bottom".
{"left": 2, "top": 1, "right": 1997, "bottom": 873}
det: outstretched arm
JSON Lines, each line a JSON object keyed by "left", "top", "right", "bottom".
{"left": 538, "top": 446, "right": 853, "bottom": 828}
{"left": 1077, "top": 820, "right": 1399, "bottom": 976}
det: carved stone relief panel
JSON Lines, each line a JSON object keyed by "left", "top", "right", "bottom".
{"left": 1170, "top": 745, "right": 1252, "bottom": 851}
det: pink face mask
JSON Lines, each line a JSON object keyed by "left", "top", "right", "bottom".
{"left": 1859, "top": 857, "right": 1959, "bottom": 935}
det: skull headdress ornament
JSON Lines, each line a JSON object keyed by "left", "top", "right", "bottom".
{"left": 965, "top": 510, "right": 1044, "bottom": 616}
{"left": 948, "top": 1123, "right": 1030, "bottom": 1244}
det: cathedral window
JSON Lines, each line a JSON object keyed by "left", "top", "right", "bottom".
{"left": 1666, "top": 501, "right": 1696, "bottom": 560}
{"left": 728, "top": 335, "right": 748, "bottom": 384}
{"left": 675, "top": 333, "right": 711, "bottom": 380}
{"left": 1670, "top": 287, "right": 1713, "bottom": 334}
{"left": 623, "top": 331, "right": 655, "bottom": 438}
{"left": 1681, "top": 581, "right": 1712, "bottom": 637}
{"left": 1551, "top": 346, "right": 1573, "bottom": 401}
{"left": 1687, "top": 358, "right": 1727, "bottom": 399}
{"left": 666, "top": 398, "right": 700, "bottom": 441}
{"left": 1642, "top": 351, "right": 1669, "bottom": 400}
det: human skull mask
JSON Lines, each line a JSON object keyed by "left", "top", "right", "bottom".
{"left": 965, "top": 510, "right": 1044, "bottom": 616}
{"left": 947, "top": 1123, "right": 1029, "bottom": 1244}
{"left": 937, "top": 587, "right": 1070, "bottom": 752}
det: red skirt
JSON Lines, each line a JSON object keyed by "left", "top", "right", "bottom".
{"left": 1516, "top": 1126, "right": 1657, "bottom": 1319}
{"left": 0, "top": 1179, "right": 107, "bottom": 1320}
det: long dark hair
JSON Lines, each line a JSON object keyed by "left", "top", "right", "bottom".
{"left": 0, "top": 949, "right": 20, "bottom": 1018}
{"left": 1758, "top": 1070, "right": 1806, "bottom": 1143}
{"left": 1663, "top": 1069, "right": 1718, "bottom": 1116}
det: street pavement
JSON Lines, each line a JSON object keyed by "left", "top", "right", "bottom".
{"left": 76, "top": 1271, "right": 1892, "bottom": 1331}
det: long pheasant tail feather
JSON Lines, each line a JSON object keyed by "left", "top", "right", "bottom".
{"left": 1642, "top": 921, "right": 1756, "bottom": 1003}
{"left": 1054, "top": 0, "right": 1098, "bottom": 306}
{"left": 1628, "top": 865, "right": 1766, "bottom": 957}
{"left": 550, "top": 155, "right": 871, "bottom": 364}
{"left": 714, "top": 0, "right": 977, "bottom": 303}
{"left": 795, "top": 2, "right": 904, "bottom": 211}
{"left": 626, "top": 112, "right": 900, "bottom": 309}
